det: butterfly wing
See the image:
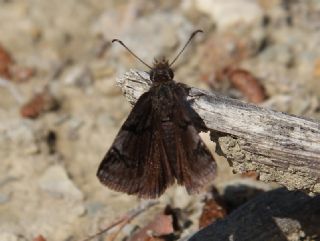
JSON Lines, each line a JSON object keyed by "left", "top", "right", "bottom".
{"left": 171, "top": 84, "right": 217, "bottom": 194}
{"left": 146, "top": 83, "right": 216, "bottom": 195}
{"left": 97, "top": 83, "right": 216, "bottom": 198}
{"left": 97, "top": 91, "right": 175, "bottom": 198}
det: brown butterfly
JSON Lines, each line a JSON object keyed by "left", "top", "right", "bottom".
{"left": 97, "top": 30, "right": 216, "bottom": 198}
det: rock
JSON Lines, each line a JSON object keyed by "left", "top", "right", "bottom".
{"left": 84, "top": 201, "right": 105, "bottom": 216}
{"left": 20, "top": 89, "right": 60, "bottom": 119}
{"left": 260, "top": 44, "right": 294, "bottom": 67}
{"left": 194, "top": 0, "right": 264, "bottom": 30}
{"left": 0, "top": 120, "right": 39, "bottom": 156}
{"left": 39, "top": 165, "right": 84, "bottom": 201}
{"left": 0, "top": 232, "right": 25, "bottom": 241}
{"left": 165, "top": 185, "right": 197, "bottom": 209}
{"left": 66, "top": 117, "right": 84, "bottom": 140}
{"left": 63, "top": 66, "right": 94, "bottom": 88}
{"left": 128, "top": 213, "right": 174, "bottom": 241}
{"left": 70, "top": 203, "right": 86, "bottom": 217}
{"left": 0, "top": 193, "right": 10, "bottom": 204}
{"left": 262, "top": 94, "right": 318, "bottom": 116}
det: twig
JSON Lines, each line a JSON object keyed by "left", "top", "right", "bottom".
{"left": 117, "top": 69, "right": 320, "bottom": 194}
{"left": 81, "top": 200, "right": 159, "bottom": 241}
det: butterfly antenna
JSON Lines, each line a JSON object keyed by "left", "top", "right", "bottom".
{"left": 169, "top": 29, "right": 203, "bottom": 67}
{"left": 112, "top": 39, "right": 152, "bottom": 69}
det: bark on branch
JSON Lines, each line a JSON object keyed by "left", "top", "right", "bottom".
{"left": 117, "top": 70, "right": 320, "bottom": 194}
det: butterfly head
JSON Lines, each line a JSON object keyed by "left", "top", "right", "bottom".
{"left": 150, "top": 56, "right": 174, "bottom": 83}
{"left": 112, "top": 30, "right": 203, "bottom": 84}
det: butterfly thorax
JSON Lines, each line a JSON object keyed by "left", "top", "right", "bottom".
{"left": 150, "top": 57, "right": 174, "bottom": 83}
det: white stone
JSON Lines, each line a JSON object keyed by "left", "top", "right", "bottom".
{"left": 0, "top": 193, "right": 10, "bottom": 204}
{"left": 0, "top": 233, "right": 20, "bottom": 241}
{"left": 195, "top": 0, "right": 263, "bottom": 30}
{"left": 39, "top": 165, "right": 84, "bottom": 201}
{"left": 64, "top": 66, "right": 93, "bottom": 87}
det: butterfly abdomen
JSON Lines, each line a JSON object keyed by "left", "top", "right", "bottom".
{"left": 161, "top": 121, "right": 177, "bottom": 162}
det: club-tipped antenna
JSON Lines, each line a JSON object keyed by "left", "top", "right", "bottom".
{"left": 112, "top": 39, "right": 152, "bottom": 69}
{"left": 169, "top": 29, "right": 203, "bottom": 67}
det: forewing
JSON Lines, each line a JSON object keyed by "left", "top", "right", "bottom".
{"left": 97, "top": 92, "right": 174, "bottom": 198}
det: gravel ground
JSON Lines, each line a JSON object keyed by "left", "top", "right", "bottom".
{"left": 0, "top": 1, "right": 319, "bottom": 241}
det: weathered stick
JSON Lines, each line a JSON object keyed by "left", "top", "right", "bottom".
{"left": 117, "top": 70, "right": 320, "bottom": 194}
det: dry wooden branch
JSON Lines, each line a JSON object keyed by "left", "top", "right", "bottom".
{"left": 117, "top": 70, "right": 320, "bottom": 194}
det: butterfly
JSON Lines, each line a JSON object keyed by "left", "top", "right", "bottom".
{"left": 97, "top": 30, "right": 216, "bottom": 198}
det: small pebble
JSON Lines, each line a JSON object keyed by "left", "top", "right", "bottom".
{"left": 85, "top": 201, "right": 105, "bottom": 216}
{"left": 64, "top": 66, "right": 94, "bottom": 88}
{"left": 0, "top": 193, "right": 10, "bottom": 204}
{"left": 0, "top": 232, "right": 24, "bottom": 241}
{"left": 194, "top": 0, "right": 263, "bottom": 30}
{"left": 39, "top": 164, "right": 84, "bottom": 201}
